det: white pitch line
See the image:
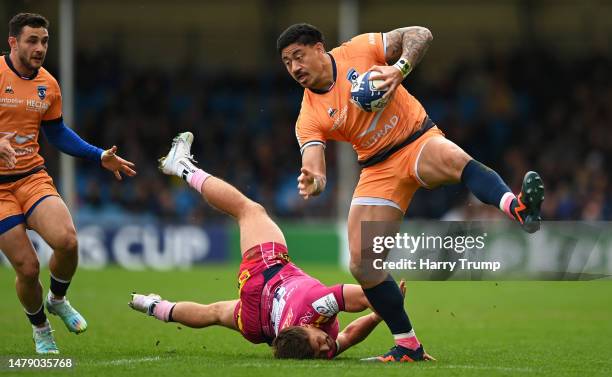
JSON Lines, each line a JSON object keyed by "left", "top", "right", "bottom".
{"left": 93, "top": 356, "right": 161, "bottom": 366}
{"left": 88, "top": 358, "right": 534, "bottom": 373}
{"left": 201, "top": 362, "right": 534, "bottom": 373}
{"left": 431, "top": 364, "right": 534, "bottom": 373}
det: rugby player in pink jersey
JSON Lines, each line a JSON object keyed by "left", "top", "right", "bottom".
{"left": 129, "top": 132, "right": 431, "bottom": 360}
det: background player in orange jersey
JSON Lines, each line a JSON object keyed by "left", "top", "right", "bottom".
{"left": 277, "top": 23, "right": 544, "bottom": 362}
{"left": 0, "top": 13, "right": 136, "bottom": 354}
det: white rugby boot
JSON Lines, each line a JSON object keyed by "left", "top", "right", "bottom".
{"left": 129, "top": 293, "right": 162, "bottom": 316}
{"left": 158, "top": 132, "right": 197, "bottom": 178}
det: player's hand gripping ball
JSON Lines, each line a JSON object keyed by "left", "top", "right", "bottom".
{"left": 349, "top": 70, "right": 388, "bottom": 112}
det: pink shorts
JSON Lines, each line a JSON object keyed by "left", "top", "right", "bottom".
{"left": 233, "top": 242, "right": 291, "bottom": 344}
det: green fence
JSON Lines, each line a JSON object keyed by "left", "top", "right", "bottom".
{"left": 228, "top": 221, "right": 340, "bottom": 265}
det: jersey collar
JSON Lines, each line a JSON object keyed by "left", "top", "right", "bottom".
{"left": 309, "top": 53, "right": 337, "bottom": 95}
{"left": 4, "top": 55, "right": 39, "bottom": 80}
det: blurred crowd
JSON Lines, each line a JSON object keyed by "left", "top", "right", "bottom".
{"left": 44, "top": 45, "right": 610, "bottom": 223}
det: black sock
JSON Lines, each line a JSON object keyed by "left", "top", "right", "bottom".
{"left": 25, "top": 305, "right": 47, "bottom": 326}
{"left": 50, "top": 274, "right": 71, "bottom": 297}
{"left": 363, "top": 275, "right": 412, "bottom": 334}
{"left": 461, "top": 159, "right": 513, "bottom": 209}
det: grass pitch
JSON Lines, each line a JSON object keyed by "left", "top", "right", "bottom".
{"left": 0, "top": 265, "right": 610, "bottom": 377}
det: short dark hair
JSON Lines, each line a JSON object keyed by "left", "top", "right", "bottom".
{"left": 272, "top": 326, "right": 315, "bottom": 359}
{"left": 9, "top": 13, "right": 49, "bottom": 38}
{"left": 277, "top": 23, "right": 325, "bottom": 55}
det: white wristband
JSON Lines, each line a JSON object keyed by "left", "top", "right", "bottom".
{"left": 393, "top": 58, "right": 412, "bottom": 78}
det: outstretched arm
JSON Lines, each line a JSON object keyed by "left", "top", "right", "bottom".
{"left": 336, "top": 281, "right": 406, "bottom": 355}
{"left": 336, "top": 313, "right": 382, "bottom": 356}
{"left": 370, "top": 26, "right": 433, "bottom": 99}
{"left": 298, "top": 145, "right": 327, "bottom": 199}
{"left": 41, "top": 118, "right": 136, "bottom": 180}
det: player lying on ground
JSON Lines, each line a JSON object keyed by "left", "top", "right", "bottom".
{"left": 129, "top": 132, "right": 433, "bottom": 360}
{"left": 0, "top": 13, "right": 136, "bottom": 354}
{"left": 277, "top": 23, "right": 544, "bottom": 361}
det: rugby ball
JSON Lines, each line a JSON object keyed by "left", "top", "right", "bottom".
{"left": 349, "top": 71, "right": 388, "bottom": 112}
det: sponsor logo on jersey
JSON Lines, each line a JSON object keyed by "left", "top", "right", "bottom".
{"left": 14, "top": 133, "right": 36, "bottom": 144}
{"left": 346, "top": 68, "right": 359, "bottom": 82}
{"left": 358, "top": 108, "right": 386, "bottom": 138}
{"left": 311, "top": 293, "right": 339, "bottom": 317}
{"left": 298, "top": 311, "right": 314, "bottom": 325}
{"left": 4, "top": 85, "right": 14, "bottom": 94}
{"left": 26, "top": 99, "right": 50, "bottom": 113}
{"left": 271, "top": 286, "right": 287, "bottom": 335}
{"left": 327, "top": 108, "right": 337, "bottom": 118}
{"left": 280, "top": 307, "right": 294, "bottom": 331}
{"left": 360, "top": 114, "right": 399, "bottom": 148}
{"left": 37, "top": 85, "right": 47, "bottom": 100}
{"left": 0, "top": 97, "right": 23, "bottom": 107}
{"left": 330, "top": 105, "right": 348, "bottom": 131}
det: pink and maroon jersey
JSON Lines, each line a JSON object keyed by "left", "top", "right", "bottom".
{"left": 262, "top": 264, "right": 345, "bottom": 341}
{"left": 234, "top": 243, "right": 345, "bottom": 358}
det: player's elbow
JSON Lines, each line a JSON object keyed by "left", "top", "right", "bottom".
{"left": 403, "top": 26, "right": 433, "bottom": 44}
{"left": 415, "top": 26, "right": 433, "bottom": 43}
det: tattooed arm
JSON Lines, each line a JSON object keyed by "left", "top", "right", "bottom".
{"left": 370, "top": 26, "right": 433, "bottom": 99}
{"left": 384, "top": 26, "right": 433, "bottom": 69}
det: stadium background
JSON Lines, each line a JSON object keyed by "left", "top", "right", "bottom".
{"left": 0, "top": 1, "right": 611, "bottom": 376}
{"left": 1, "top": 0, "right": 610, "bottom": 269}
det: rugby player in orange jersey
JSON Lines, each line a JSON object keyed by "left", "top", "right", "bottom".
{"left": 277, "top": 24, "right": 544, "bottom": 362}
{"left": 0, "top": 13, "right": 136, "bottom": 354}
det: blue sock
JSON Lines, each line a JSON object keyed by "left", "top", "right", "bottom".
{"left": 461, "top": 160, "right": 515, "bottom": 212}
{"left": 363, "top": 275, "right": 412, "bottom": 334}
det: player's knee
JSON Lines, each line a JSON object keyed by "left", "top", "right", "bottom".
{"left": 53, "top": 228, "right": 79, "bottom": 253}
{"left": 350, "top": 258, "right": 388, "bottom": 287}
{"left": 441, "top": 144, "right": 471, "bottom": 180}
{"left": 16, "top": 258, "right": 40, "bottom": 283}
{"left": 241, "top": 200, "right": 267, "bottom": 220}
{"left": 349, "top": 260, "right": 367, "bottom": 284}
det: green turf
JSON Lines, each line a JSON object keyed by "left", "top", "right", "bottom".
{"left": 0, "top": 265, "right": 610, "bottom": 376}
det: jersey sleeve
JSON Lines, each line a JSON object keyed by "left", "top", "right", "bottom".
{"left": 295, "top": 105, "right": 326, "bottom": 154}
{"left": 337, "top": 32, "right": 386, "bottom": 65}
{"left": 328, "top": 284, "right": 345, "bottom": 312}
{"left": 310, "top": 284, "right": 345, "bottom": 317}
{"left": 42, "top": 77, "right": 62, "bottom": 121}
